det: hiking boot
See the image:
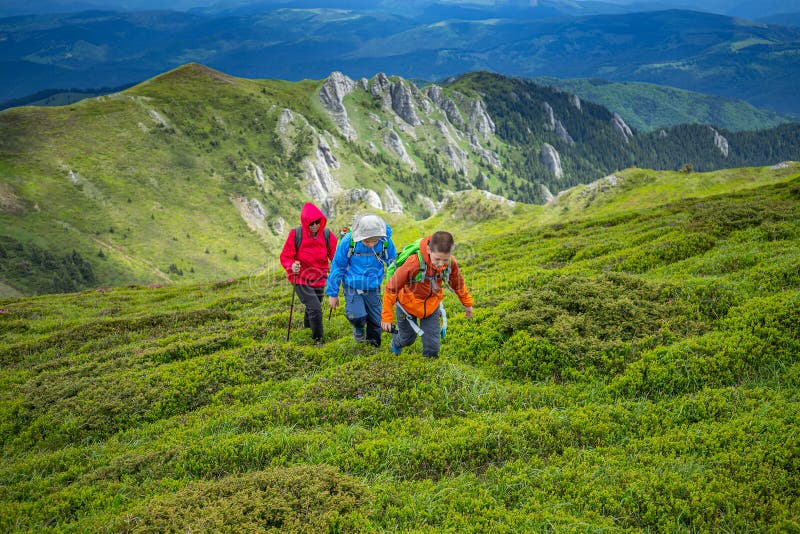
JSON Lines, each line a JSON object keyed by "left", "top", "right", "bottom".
{"left": 390, "top": 344, "right": 401, "bottom": 355}
{"left": 353, "top": 326, "right": 366, "bottom": 342}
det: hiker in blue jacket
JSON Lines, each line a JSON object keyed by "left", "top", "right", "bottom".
{"left": 326, "top": 214, "right": 397, "bottom": 347}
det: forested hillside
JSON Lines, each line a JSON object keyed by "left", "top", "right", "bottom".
{"left": 1, "top": 164, "right": 798, "bottom": 531}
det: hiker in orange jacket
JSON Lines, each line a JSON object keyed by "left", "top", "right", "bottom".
{"left": 381, "top": 231, "right": 473, "bottom": 358}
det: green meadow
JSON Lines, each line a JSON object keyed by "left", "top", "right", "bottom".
{"left": 1, "top": 164, "right": 799, "bottom": 531}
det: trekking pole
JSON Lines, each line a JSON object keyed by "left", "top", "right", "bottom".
{"left": 286, "top": 274, "right": 297, "bottom": 341}
{"left": 328, "top": 305, "right": 333, "bottom": 322}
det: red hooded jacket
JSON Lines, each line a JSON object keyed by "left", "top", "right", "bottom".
{"left": 279, "top": 203, "right": 337, "bottom": 287}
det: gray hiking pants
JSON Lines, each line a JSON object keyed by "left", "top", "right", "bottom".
{"left": 391, "top": 303, "right": 441, "bottom": 358}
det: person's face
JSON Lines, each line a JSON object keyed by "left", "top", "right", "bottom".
{"left": 429, "top": 250, "right": 451, "bottom": 269}
{"left": 308, "top": 219, "right": 321, "bottom": 231}
{"left": 362, "top": 237, "right": 380, "bottom": 248}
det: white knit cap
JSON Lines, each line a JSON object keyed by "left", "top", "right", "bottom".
{"left": 351, "top": 214, "right": 387, "bottom": 242}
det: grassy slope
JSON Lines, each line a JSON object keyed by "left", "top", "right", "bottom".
{"left": 0, "top": 65, "right": 329, "bottom": 294}
{"left": 533, "top": 77, "right": 796, "bottom": 132}
{"left": 1, "top": 162, "right": 798, "bottom": 531}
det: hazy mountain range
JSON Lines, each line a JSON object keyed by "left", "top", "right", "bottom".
{"left": 2, "top": 4, "right": 799, "bottom": 115}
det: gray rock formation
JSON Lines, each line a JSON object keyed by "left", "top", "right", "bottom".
{"left": 569, "top": 94, "right": 582, "bottom": 111}
{"left": 541, "top": 184, "right": 555, "bottom": 203}
{"left": 540, "top": 143, "right": 564, "bottom": 179}
{"left": 611, "top": 113, "right": 633, "bottom": 144}
{"left": 319, "top": 71, "right": 357, "bottom": 140}
{"left": 317, "top": 134, "right": 339, "bottom": 169}
{"left": 555, "top": 120, "right": 574, "bottom": 145}
{"left": 426, "top": 85, "right": 464, "bottom": 127}
{"left": 710, "top": 127, "right": 729, "bottom": 157}
{"left": 273, "top": 216, "right": 286, "bottom": 236}
{"left": 390, "top": 80, "right": 422, "bottom": 126}
{"left": 384, "top": 128, "right": 417, "bottom": 170}
{"left": 543, "top": 102, "right": 556, "bottom": 131}
{"left": 462, "top": 98, "right": 495, "bottom": 141}
{"left": 322, "top": 188, "right": 383, "bottom": 217}
{"left": 383, "top": 186, "right": 404, "bottom": 214}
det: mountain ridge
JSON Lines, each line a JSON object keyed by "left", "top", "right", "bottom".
{"left": 2, "top": 63, "right": 799, "bottom": 296}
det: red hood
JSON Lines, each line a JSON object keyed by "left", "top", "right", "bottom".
{"left": 299, "top": 203, "right": 327, "bottom": 236}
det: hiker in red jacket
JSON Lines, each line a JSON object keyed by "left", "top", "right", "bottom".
{"left": 280, "top": 203, "right": 337, "bottom": 342}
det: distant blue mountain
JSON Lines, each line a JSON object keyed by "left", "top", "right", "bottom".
{"left": 1, "top": 6, "right": 799, "bottom": 115}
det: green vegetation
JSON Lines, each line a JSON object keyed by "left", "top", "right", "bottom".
{"left": 1, "top": 163, "right": 798, "bottom": 531}
{"left": 533, "top": 77, "right": 796, "bottom": 133}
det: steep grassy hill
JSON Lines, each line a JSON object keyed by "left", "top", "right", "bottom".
{"left": 1, "top": 163, "right": 798, "bottom": 531}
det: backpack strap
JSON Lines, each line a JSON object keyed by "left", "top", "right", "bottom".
{"left": 294, "top": 226, "right": 332, "bottom": 256}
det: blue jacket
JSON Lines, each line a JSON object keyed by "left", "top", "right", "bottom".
{"left": 325, "top": 226, "right": 397, "bottom": 295}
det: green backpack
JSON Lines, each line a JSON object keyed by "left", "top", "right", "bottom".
{"left": 385, "top": 238, "right": 451, "bottom": 285}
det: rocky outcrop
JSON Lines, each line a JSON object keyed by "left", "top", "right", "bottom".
{"left": 317, "top": 134, "right": 339, "bottom": 169}
{"left": 273, "top": 216, "right": 286, "bottom": 236}
{"left": 462, "top": 98, "right": 495, "bottom": 141}
{"left": 541, "top": 184, "right": 555, "bottom": 203}
{"left": 658, "top": 129, "right": 669, "bottom": 138}
{"left": 569, "top": 94, "right": 582, "bottom": 111}
{"left": 417, "top": 194, "right": 439, "bottom": 217}
{"left": 322, "top": 188, "right": 383, "bottom": 217}
{"left": 232, "top": 197, "right": 268, "bottom": 233}
{"left": 383, "top": 186, "right": 404, "bottom": 214}
{"left": 612, "top": 113, "right": 633, "bottom": 144}
{"left": 370, "top": 73, "right": 393, "bottom": 110}
{"left": 390, "top": 80, "right": 422, "bottom": 126}
{"left": 540, "top": 143, "right": 563, "bottom": 179}
{"left": 543, "top": 102, "right": 556, "bottom": 131}
{"left": 435, "top": 120, "right": 470, "bottom": 175}
{"left": 710, "top": 127, "right": 729, "bottom": 157}
{"left": 384, "top": 128, "right": 417, "bottom": 170}
{"left": 555, "top": 120, "right": 574, "bottom": 145}
{"left": 319, "top": 71, "right": 357, "bottom": 140}
{"left": 426, "top": 85, "right": 464, "bottom": 127}
{"left": 303, "top": 137, "right": 343, "bottom": 203}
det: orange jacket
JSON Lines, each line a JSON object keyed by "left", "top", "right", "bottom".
{"left": 382, "top": 236, "right": 473, "bottom": 322}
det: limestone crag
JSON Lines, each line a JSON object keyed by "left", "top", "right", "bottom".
{"left": 426, "top": 85, "right": 465, "bottom": 127}
{"left": 436, "top": 120, "right": 470, "bottom": 175}
{"left": 390, "top": 81, "right": 422, "bottom": 126}
{"left": 319, "top": 71, "right": 357, "bottom": 140}
{"left": 322, "top": 188, "right": 383, "bottom": 217}
{"left": 569, "top": 94, "right": 582, "bottom": 111}
{"left": 370, "top": 73, "right": 393, "bottom": 110}
{"left": 317, "top": 135, "right": 339, "bottom": 169}
{"left": 462, "top": 98, "right": 495, "bottom": 141}
{"left": 303, "top": 136, "right": 343, "bottom": 203}
{"left": 555, "top": 120, "right": 574, "bottom": 145}
{"left": 543, "top": 102, "right": 556, "bottom": 131}
{"left": 383, "top": 186, "right": 404, "bottom": 214}
{"left": 710, "top": 127, "right": 729, "bottom": 157}
{"left": 232, "top": 197, "right": 268, "bottom": 234}
{"left": 541, "top": 184, "right": 555, "bottom": 203}
{"left": 612, "top": 113, "right": 633, "bottom": 144}
{"left": 384, "top": 128, "right": 417, "bottom": 170}
{"left": 540, "top": 143, "right": 563, "bottom": 178}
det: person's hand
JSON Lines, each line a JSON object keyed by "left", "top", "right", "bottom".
{"left": 464, "top": 306, "right": 473, "bottom": 319}
{"left": 291, "top": 260, "right": 301, "bottom": 274}
{"left": 381, "top": 321, "right": 394, "bottom": 332}
{"left": 329, "top": 296, "right": 339, "bottom": 309}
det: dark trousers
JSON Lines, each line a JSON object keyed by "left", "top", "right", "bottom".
{"left": 295, "top": 283, "right": 324, "bottom": 341}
